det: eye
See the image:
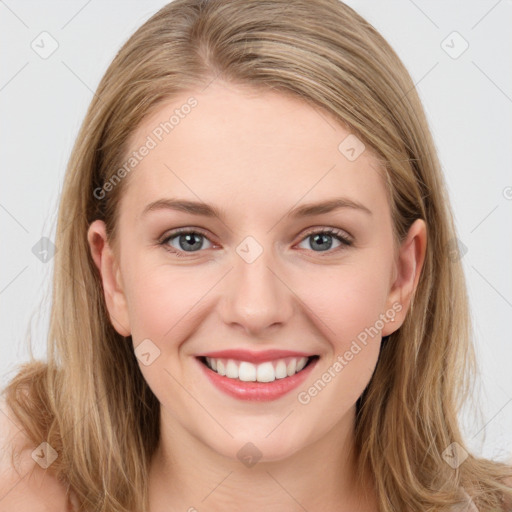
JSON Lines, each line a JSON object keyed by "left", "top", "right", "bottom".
{"left": 160, "top": 228, "right": 214, "bottom": 255}
{"left": 159, "top": 227, "right": 353, "bottom": 257}
{"left": 296, "top": 228, "right": 353, "bottom": 254}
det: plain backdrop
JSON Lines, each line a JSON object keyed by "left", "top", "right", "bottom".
{"left": 1, "top": 0, "right": 511, "bottom": 462}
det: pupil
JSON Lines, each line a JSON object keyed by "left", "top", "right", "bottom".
{"left": 180, "top": 233, "right": 202, "bottom": 251}
{"left": 312, "top": 233, "right": 332, "bottom": 251}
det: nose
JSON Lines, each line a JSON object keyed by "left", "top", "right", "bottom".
{"left": 218, "top": 243, "right": 295, "bottom": 336}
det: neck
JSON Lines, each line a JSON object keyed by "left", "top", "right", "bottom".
{"left": 148, "top": 405, "right": 377, "bottom": 512}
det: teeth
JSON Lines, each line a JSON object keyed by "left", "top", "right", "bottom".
{"left": 225, "top": 359, "right": 238, "bottom": 378}
{"left": 287, "top": 358, "right": 297, "bottom": 376}
{"left": 216, "top": 359, "right": 226, "bottom": 376}
{"left": 296, "top": 357, "right": 308, "bottom": 372}
{"left": 275, "top": 360, "right": 287, "bottom": 379}
{"left": 204, "top": 356, "right": 312, "bottom": 382}
{"left": 239, "top": 361, "right": 256, "bottom": 381}
{"left": 256, "top": 362, "right": 275, "bottom": 382}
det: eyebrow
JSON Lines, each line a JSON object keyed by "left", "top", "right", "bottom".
{"left": 140, "top": 197, "right": 372, "bottom": 220}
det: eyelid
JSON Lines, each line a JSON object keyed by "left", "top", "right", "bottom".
{"left": 159, "top": 226, "right": 214, "bottom": 244}
{"left": 299, "top": 226, "right": 353, "bottom": 244}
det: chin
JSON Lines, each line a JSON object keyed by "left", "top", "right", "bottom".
{"left": 203, "top": 426, "right": 312, "bottom": 465}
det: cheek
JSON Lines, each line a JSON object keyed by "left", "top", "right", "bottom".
{"left": 122, "top": 255, "right": 220, "bottom": 346}
{"left": 123, "top": 265, "right": 205, "bottom": 391}
{"left": 293, "top": 261, "right": 390, "bottom": 412}
{"left": 124, "top": 269, "right": 189, "bottom": 341}
{"left": 295, "top": 257, "right": 393, "bottom": 346}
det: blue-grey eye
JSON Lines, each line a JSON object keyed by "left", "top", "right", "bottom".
{"left": 297, "top": 230, "right": 347, "bottom": 252}
{"left": 165, "top": 232, "right": 213, "bottom": 252}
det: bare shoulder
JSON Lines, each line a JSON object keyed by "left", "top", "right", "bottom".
{"left": 0, "top": 397, "right": 70, "bottom": 512}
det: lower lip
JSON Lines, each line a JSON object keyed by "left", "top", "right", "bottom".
{"left": 196, "top": 357, "right": 318, "bottom": 401}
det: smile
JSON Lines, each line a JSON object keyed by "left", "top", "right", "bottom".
{"left": 196, "top": 355, "right": 320, "bottom": 401}
{"left": 199, "top": 355, "right": 318, "bottom": 382}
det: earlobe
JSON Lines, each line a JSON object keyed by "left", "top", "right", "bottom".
{"left": 382, "top": 218, "right": 427, "bottom": 336}
{"left": 87, "top": 220, "right": 131, "bottom": 337}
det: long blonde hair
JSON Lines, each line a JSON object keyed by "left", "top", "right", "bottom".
{"left": 3, "top": 0, "right": 512, "bottom": 510}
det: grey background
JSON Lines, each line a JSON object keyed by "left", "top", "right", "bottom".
{"left": 1, "top": 1, "right": 511, "bottom": 462}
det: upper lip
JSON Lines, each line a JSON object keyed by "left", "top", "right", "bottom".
{"left": 196, "top": 349, "right": 317, "bottom": 364}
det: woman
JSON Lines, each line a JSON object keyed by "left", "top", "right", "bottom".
{"left": 1, "top": 0, "right": 511, "bottom": 510}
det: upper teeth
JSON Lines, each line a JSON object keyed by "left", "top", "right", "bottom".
{"left": 205, "top": 356, "right": 310, "bottom": 382}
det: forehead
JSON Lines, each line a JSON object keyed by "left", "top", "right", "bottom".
{"left": 118, "top": 80, "right": 388, "bottom": 221}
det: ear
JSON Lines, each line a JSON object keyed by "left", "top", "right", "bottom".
{"left": 87, "top": 219, "right": 131, "bottom": 337}
{"left": 382, "top": 218, "right": 427, "bottom": 336}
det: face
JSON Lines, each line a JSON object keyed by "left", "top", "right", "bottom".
{"left": 88, "top": 80, "right": 425, "bottom": 463}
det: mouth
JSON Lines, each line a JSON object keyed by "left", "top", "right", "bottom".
{"left": 196, "top": 355, "right": 320, "bottom": 383}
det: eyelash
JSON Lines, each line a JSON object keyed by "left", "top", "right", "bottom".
{"left": 158, "top": 227, "right": 353, "bottom": 257}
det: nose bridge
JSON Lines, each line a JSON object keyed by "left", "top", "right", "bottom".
{"left": 220, "top": 234, "right": 293, "bottom": 334}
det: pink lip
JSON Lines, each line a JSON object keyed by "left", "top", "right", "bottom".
{"left": 195, "top": 356, "right": 319, "bottom": 402}
{"left": 195, "top": 349, "right": 316, "bottom": 364}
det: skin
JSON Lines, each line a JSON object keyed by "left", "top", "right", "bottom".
{"left": 88, "top": 79, "right": 426, "bottom": 511}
